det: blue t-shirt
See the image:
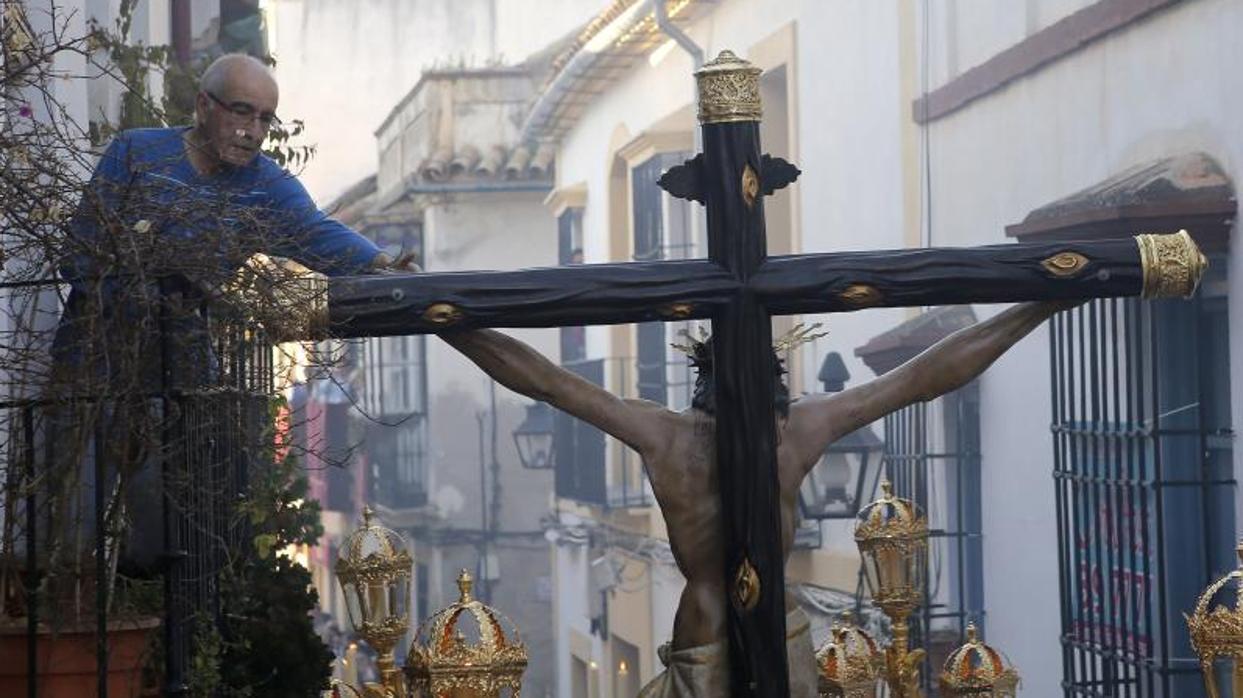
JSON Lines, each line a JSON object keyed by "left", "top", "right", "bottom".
{"left": 54, "top": 127, "right": 381, "bottom": 383}
{"left": 63, "top": 126, "right": 380, "bottom": 285}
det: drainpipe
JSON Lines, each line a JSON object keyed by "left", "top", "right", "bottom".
{"left": 170, "top": 0, "right": 191, "bottom": 65}
{"left": 653, "top": 0, "right": 703, "bottom": 70}
{"left": 653, "top": 0, "right": 704, "bottom": 150}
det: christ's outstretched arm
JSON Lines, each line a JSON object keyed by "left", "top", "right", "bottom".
{"left": 440, "top": 329, "right": 677, "bottom": 460}
{"left": 785, "top": 300, "right": 1074, "bottom": 473}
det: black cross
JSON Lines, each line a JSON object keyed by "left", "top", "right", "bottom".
{"left": 326, "top": 52, "right": 1194, "bottom": 697}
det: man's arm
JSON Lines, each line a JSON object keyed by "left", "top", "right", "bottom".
{"left": 786, "top": 301, "right": 1072, "bottom": 471}
{"left": 440, "top": 329, "right": 676, "bottom": 460}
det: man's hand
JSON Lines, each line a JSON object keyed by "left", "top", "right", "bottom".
{"left": 369, "top": 251, "right": 420, "bottom": 273}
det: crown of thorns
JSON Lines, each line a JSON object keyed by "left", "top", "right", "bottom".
{"left": 670, "top": 323, "right": 828, "bottom": 369}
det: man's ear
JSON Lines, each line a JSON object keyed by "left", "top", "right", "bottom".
{"left": 193, "top": 91, "right": 209, "bottom": 127}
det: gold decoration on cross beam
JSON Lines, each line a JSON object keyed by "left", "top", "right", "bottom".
{"left": 1041, "top": 251, "right": 1090, "bottom": 278}
{"left": 1136, "top": 229, "right": 1208, "bottom": 299}
{"left": 695, "top": 50, "right": 763, "bottom": 124}
{"left": 838, "top": 284, "right": 883, "bottom": 308}
{"left": 742, "top": 163, "right": 760, "bottom": 208}
{"left": 423, "top": 302, "right": 464, "bottom": 326}
{"left": 734, "top": 556, "right": 761, "bottom": 611}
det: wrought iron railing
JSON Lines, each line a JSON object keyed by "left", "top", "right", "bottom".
{"left": 0, "top": 277, "right": 277, "bottom": 697}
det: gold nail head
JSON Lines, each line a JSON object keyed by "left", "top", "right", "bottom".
{"left": 838, "top": 284, "right": 883, "bottom": 308}
{"left": 741, "top": 164, "right": 760, "bottom": 208}
{"left": 734, "top": 557, "right": 761, "bottom": 611}
{"left": 661, "top": 302, "right": 695, "bottom": 320}
{"left": 423, "top": 302, "right": 464, "bottom": 326}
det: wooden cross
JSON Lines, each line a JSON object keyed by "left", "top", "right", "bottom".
{"left": 323, "top": 51, "right": 1205, "bottom": 697}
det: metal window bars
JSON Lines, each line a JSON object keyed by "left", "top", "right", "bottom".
{"left": 1051, "top": 291, "right": 1234, "bottom": 697}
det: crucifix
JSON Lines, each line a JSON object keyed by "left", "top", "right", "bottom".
{"left": 320, "top": 51, "right": 1205, "bottom": 697}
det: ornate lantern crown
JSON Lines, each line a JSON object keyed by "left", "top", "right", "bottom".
{"left": 406, "top": 569, "right": 528, "bottom": 697}
{"left": 1187, "top": 542, "right": 1243, "bottom": 698}
{"left": 816, "top": 611, "right": 883, "bottom": 698}
{"left": 937, "top": 624, "right": 1020, "bottom": 697}
{"left": 854, "top": 479, "right": 929, "bottom": 615}
{"left": 335, "top": 507, "right": 413, "bottom": 654}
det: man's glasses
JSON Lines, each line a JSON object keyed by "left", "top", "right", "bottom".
{"left": 205, "top": 91, "right": 281, "bottom": 129}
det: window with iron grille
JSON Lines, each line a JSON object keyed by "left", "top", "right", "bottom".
{"left": 559, "top": 207, "right": 586, "bottom": 363}
{"left": 631, "top": 152, "right": 696, "bottom": 409}
{"left": 359, "top": 221, "right": 429, "bottom": 511}
{"left": 554, "top": 359, "right": 607, "bottom": 505}
{"left": 1050, "top": 275, "right": 1233, "bottom": 697}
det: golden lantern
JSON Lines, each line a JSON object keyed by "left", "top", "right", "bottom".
{"left": 854, "top": 479, "right": 929, "bottom": 698}
{"left": 406, "top": 569, "right": 529, "bottom": 697}
{"left": 815, "top": 611, "right": 883, "bottom": 698}
{"left": 937, "top": 624, "right": 1020, "bottom": 697}
{"left": 1187, "top": 542, "right": 1243, "bottom": 698}
{"left": 336, "top": 506, "right": 414, "bottom": 697}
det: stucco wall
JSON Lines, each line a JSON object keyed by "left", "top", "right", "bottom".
{"left": 551, "top": 0, "right": 1241, "bottom": 695}
{"left": 923, "top": 0, "right": 1243, "bottom": 694}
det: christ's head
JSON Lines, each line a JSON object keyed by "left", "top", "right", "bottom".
{"left": 684, "top": 335, "right": 791, "bottom": 418}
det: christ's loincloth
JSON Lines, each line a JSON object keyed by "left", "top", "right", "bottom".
{"left": 638, "top": 608, "right": 817, "bottom": 698}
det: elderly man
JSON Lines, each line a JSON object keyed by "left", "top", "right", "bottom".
{"left": 442, "top": 299, "right": 1073, "bottom": 696}
{"left": 47, "top": 54, "right": 407, "bottom": 568}
{"left": 54, "top": 52, "right": 412, "bottom": 376}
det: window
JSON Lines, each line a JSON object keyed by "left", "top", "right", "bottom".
{"left": 1006, "top": 152, "right": 1236, "bottom": 697}
{"left": 359, "top": 221, "right": 428, "bottom": 511}
{"left": 631, "top": 152, "right": 696, "bottom": 408}
{"left": 559, "top": 208, "right": 586, "bottom": 363}
{"left": 1051, "top": 282, "right": 1233, "bottom": 697}
{"left": 554, "top": 359, "right": 607, "bottom": 505}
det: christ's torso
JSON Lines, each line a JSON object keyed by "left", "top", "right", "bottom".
{"left": 644, "top": 409, "right": 806, "bottom": 650}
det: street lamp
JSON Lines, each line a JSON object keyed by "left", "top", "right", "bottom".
{"left": 512, "top": 401, "right": 555, "bottom": 469}
{"left": 335, "top": 507, "right": 413, "bottom": 698}
{"left": 800, "top": 353, "right": 884, "bottom": 519}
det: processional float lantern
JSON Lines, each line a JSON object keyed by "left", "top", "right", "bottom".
{"left": 335, "top": 506, "right": 414, "bottom": 697}
{"left": 854, "top": 479, "right": 929, "bottom": 698}
{"left": 815, "top": 611, "right": 883, "bottom": 697}
{"left": 405, "top": 569, "right": 528, "bottom": 697}
{"left": 1187, "top": 542, "right": 1243, "bottom": 698}
{"left": 937, "top": 623, "right": 1020, "bottom": 698}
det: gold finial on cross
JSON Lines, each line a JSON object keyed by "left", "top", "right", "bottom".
{"left": 695, "top": 50, "right": 763, "bottom": 125}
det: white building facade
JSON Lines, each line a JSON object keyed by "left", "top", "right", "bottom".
{"left": 529, "top": 1, "right": 1240, "bottom": 696}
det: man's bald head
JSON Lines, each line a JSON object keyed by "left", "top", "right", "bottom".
{"left": 200, "top": 53, "right": 278, "bottom": 99}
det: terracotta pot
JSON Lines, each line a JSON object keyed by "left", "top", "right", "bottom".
{"left": 0, "top": 617, "right": 159, "bottom": 698}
